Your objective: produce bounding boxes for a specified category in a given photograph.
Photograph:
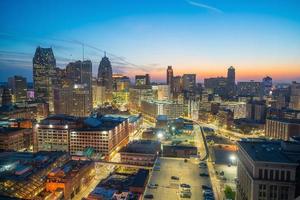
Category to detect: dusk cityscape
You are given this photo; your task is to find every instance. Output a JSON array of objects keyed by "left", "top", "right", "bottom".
[{"left": 0, "top": 1, "right": 300, "bottom": 200}]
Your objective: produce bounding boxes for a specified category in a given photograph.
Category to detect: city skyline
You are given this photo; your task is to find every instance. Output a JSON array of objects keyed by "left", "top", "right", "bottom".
[{"left": 1, "top": 0, "right": 300, "bottom": 83}]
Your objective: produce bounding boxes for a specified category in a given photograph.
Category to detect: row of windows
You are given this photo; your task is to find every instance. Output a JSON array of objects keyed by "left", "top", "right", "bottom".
[
  {"left": 258, "top": 169, "right": 291, "bottom": 181},
  {"left": 258, "top": 184, "right": 289, "bottom": 200}
]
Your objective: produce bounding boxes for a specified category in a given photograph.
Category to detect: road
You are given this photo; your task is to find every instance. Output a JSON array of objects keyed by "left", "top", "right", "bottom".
[
  {"left": 143, "top": 157, "right": 211, "bottom": 200},
  {"left": 194, "top": 123, "right": 224, "bottom": 200},
  {"left": 73, "top": 164, "right": 114, "bottom": 200}
]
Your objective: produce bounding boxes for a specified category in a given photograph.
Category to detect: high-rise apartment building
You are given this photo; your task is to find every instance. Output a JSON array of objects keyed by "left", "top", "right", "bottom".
[
  {"left": 237, "top": 140, "right": 300, "bottom": 200},
  {"left": 289, "top": 81, "right": 300, "bottom": 110},
  {"left": 33, "top": 47, "right": 56, "bottom": 112},
  {"left": 8, "top": 75, "right": 27, "bottom": 102},
  {"left": 262, "top": 76, "right": 273, "bottom": 96},
  {"left": 98, "top": 53, "right": 113, "bottom": 91},
  {"left": 237, "top": 81, "right": 263, "bottom": 97}
]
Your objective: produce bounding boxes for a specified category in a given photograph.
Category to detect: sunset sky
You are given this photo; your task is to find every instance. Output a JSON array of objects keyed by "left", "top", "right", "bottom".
[{"left": 0, "top": 0, "right": 300, "bottom": 83}]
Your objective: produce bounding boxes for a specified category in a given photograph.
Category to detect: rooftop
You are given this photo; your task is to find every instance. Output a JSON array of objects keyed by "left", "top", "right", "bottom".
[
  {"left": 0, "top": 127, "right": 25, "bottom": 135},
  {"left": 48, "top": 160, "right": 93, "bottom": 180},
  {"left": 238, "top": 140, "right": 300, "bottom": 164},
  {"left": 120, "top": 140, "right": 161, "bottom": 154}
]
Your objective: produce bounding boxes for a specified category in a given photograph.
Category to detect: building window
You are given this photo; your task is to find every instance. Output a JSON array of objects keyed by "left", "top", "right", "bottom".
[
  {"left": 286, "top": 171, "right": 290, "bottom": 181},
  {"left": 275, "top": 170, "right": 279, "bottom": 180},
  {"left": 259, "top": 169, "right": 263, "bottom": 179},
  {"left": 264, "top": 169, "right": 268, "bottom": 180},
  {"left": 270, "top": 170, "right": 274, "bottom": 180},
  {"left": 280, "top": 171, "right": 285, "bottom": 181}
]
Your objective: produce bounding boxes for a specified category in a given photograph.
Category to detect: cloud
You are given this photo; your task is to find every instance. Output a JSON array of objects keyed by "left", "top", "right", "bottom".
[{"left": 185, "top": 0, "right": 223, "bottom": 13}]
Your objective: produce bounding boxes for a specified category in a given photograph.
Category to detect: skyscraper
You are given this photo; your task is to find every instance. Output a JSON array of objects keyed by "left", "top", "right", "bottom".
[
  {"left": 33, "top": 47, "right": 56, "bottom": 112},
  {"left": 8, "top": 75, "right": 27, "bottom": 102},
  {"left": 98, "top": 53, "right": 112, "bottom": 91},
  {"left": 166, "top": 66, "right": 173, "bottom": 92},
  {"left": 227, "top": 66, "right": 236, "bottom": 97},
  {"left": 54, "top": 60, "right": 93, "bottom": 117},
  {"left": 182, "top": 74, "right": 196, "bottom": 92}
]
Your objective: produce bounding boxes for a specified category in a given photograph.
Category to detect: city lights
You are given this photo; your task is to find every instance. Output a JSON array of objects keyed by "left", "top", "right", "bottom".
[{"left": 0, "top": 1, "right": 299, "bottom": 200}]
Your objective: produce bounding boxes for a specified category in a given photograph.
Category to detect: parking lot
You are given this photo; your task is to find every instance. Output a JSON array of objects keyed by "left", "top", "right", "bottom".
[{"left": 143, "top": 157, "right": 212, "bottom": 200}]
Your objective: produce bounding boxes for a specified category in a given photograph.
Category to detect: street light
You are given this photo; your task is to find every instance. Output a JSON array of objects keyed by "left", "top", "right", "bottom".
[
  {"left": 230, "top": 155, "right": 236, "bottom": 163},
  {"left": 157, "top": 132, "right": 164, "bottom": 139}
]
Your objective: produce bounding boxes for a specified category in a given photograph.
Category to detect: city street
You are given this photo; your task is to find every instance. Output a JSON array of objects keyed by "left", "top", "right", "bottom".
[{"left": 143, "top": 157, "right": 212, "bottom": 200}]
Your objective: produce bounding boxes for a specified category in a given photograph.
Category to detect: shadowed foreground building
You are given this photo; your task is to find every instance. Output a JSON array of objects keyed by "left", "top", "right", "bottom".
[
  {"left": 236, "top": 140, "right": 300, "bottom": 200},
  {"left": 46, "top": 160, "right": 94, "bottom": 200},
  {"left": 0, "top": 151, "right": 69, "bottom": 199}
]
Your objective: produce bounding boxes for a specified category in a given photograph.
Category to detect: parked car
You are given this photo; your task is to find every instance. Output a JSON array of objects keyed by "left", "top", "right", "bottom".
[
  {"left": 144, "top": 194, "right": 154, "bottom": 199},
  {"left": 147, "top": 183, "right": 158, "bottom": 189},
  {"left": 199, "top": 173, "right": 209, "bottom": 177},
  {"left": 202, "top": 185, "right": 212, "bottom": 190},
  {"left": 180, "top": 183, "right": 191, "bottom": 188}
]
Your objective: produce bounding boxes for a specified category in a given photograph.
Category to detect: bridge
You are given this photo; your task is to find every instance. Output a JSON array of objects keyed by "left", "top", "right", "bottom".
[{"left": 94, "top": 160, "right": 153, "bottom": 170}]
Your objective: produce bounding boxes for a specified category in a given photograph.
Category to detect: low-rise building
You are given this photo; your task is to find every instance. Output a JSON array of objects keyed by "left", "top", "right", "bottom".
[
  {"left": 0, "top": 127, "right": 32, "bottom": 151},
  {"left": 0, "top": 151, "right": 69, "bottom": 199},
  {"left": 46, "top": 160, "right": 94, "bottom": 199},
  {"left": 120, "top": 140, "right": 161, "bottom": 166},
  {"left": 163, "top": 145, "right": 197, "bottom": 158}
]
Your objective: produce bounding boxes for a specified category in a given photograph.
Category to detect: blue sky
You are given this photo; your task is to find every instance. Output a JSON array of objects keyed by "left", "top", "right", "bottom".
[{"left": 0, "top": 0, "right": 300, "bottom": 82}]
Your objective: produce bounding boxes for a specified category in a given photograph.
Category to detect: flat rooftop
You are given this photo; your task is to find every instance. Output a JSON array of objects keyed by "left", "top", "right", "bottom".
[
  {"left": 48, "top": 160, "right": 92, "bottom": 180},
  {"left": 0, "top": 151, "right": 67, "bottom": 181},
  {"left": 0, "top": 127, "right": 24, "bottom": 135},
  {"left": 120, "top": 140, "right": 161, "bottom": 154},
  {"left": 238, "top": 140, "right": 300, "bottom": 164}
]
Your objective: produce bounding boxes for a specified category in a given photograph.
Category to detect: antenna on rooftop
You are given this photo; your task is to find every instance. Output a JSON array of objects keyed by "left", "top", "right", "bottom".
[{"left": 82, "top": 43, "right": 85, "bottom": 61}]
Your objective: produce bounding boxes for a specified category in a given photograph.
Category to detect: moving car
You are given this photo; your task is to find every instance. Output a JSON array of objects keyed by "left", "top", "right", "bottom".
[{"left": 171, "top": 176, "right": 180, "bottom": 180}]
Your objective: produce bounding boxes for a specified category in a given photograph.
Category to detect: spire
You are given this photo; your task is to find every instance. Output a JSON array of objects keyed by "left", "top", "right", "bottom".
[{"left": 104, "top": 51, "right": 106, "bottom": 57}]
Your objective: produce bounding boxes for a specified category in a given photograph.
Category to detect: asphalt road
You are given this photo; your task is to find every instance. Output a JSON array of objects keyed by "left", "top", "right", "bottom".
[{"left": 143, "top": 157, "right": 212, "bottom": 200}]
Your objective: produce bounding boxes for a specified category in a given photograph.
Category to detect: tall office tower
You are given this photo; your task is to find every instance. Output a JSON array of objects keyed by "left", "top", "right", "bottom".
[
  {"left": 227, "top": 66, "right": 236, "bottom": 98},
  {"left": 289, "top": 81, "right": 300, "bottom": 110},
  {"left": 98, "top": 53, "right": 113, "bottom": 91},
  {"left": 166, "top": 66, "right": 173, "bottom": 92},
  {"left": 7, "top": 75, "right": 27, "bottom": 102},
  {"left": 1, "top": 87, "right": 12, "bottom": 106},
  {"left": 262, "top": 76, "right": 273, "bottom": 96},
  {"left": 182, "top": 74, "right": 196, "bottom": 92},
  {"left": 237, "top": 140, "right": 300, "bottom": 200},
  {"left": 135, "top": 74, "right": 151, "bottom": 86},
  {"left": 173, "top": 76, "right": 182, "bottom": 96},
  {"left": 204, "top": 77, "right": 227, "bottom": 98},
  {"left": 33, "top": 47, "right": 56, "bottom": 112}
]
